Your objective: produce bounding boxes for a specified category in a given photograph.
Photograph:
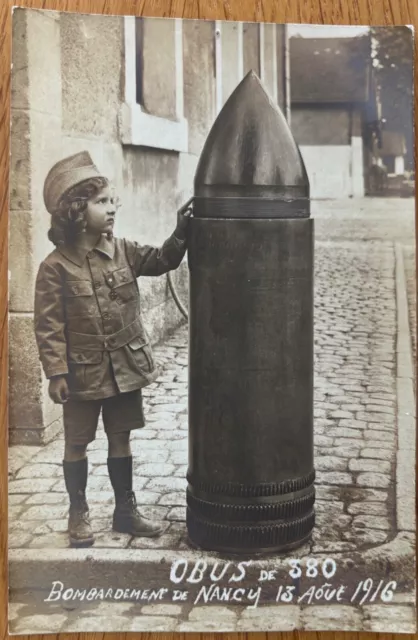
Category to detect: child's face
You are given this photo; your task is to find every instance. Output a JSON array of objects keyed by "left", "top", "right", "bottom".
[{"left": 84, "top": 186, "right": 116, "bottom": 234}]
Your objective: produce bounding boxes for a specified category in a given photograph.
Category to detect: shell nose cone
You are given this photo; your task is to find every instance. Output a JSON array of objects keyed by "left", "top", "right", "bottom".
[{"left": 194, "top": 70, "right": 309, "bottom": 193}]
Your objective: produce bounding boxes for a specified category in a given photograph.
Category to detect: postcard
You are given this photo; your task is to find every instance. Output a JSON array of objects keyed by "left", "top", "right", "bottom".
[{"left": 8, "top": 8, "right": 416, "bottom": 633}]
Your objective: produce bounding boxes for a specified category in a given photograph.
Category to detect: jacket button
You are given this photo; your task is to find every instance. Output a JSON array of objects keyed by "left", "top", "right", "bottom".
[
  {"left": 103, "top": 313, "right": 110, "bottom": 320},
  {"left": 94, "top": 281, "right": 101, "bottom": 289},
  {"left": 109, "top": 291, "right": 117, "bottom": 300}
]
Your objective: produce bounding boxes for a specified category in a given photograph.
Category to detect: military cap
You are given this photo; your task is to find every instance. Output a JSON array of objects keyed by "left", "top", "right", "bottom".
[{"left": 43, "top": 151, "right": 106, "bottom": 214}]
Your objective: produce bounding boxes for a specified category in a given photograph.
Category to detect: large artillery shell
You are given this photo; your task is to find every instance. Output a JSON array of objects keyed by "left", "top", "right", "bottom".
[{"left": 187, "top": 71, "right": 315, "bottom": 553}]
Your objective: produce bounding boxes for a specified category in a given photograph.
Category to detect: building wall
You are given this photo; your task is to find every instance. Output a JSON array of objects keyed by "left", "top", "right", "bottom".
[
  {"left": 298, "top": 145, "right": 354, "bottom": 199},
  {"left": 243, "top": 23, "right": 260, "bottom": 77},
  {"left": 261, "top": 24, "right": 276, "bottom": 100},
  {"left": 394, "top": 156, "right": 405, "bottom": 175},
  {"left": 183, "top": 20, "right": 216, "bottom": 156},
  {"left": 382, "top": 155, "right": 406, "bottom": 176},
  {"left": 9, "top": 10, "right": 288, "bottom": 443},
  {"left": 291, "top": 105, "right": 365, "bottom": 198},
  {"left": 276, "top": 25, "right": 287, "bottom": 116},
  {"left": 291, "top": 107, "right": 351, "bottom": 145},
  {"left": 220, "top": 21, "right": 241, "bottom": 105},
  {"left": 10, "top": 9, "right": 64, "bottom": 445}
]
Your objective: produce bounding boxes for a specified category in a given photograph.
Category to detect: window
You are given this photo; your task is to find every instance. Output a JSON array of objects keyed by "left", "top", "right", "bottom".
[
  {"left": 135, "top": 18, "right": 177, "bottom": 120},
  {"left": 119, "top": 16, "right": 188, "bottom": 152}
]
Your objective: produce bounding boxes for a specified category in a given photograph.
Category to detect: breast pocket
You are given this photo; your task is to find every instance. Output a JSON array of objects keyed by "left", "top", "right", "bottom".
[
  {"left": 65, "top": 280, "right": 95, "bottom": 317},
  {"left": 105, "top": 267, "right": 137, "bottom": 303}
]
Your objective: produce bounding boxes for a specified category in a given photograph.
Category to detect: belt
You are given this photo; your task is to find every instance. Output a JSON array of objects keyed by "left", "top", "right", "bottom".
[{"left": 67, "top": 318, "right": 146, "bottom": 352}]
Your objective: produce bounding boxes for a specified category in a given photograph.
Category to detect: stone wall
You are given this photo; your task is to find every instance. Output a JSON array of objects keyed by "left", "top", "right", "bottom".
[
  {"left": 9, "top": 9, "right": 288, "bottom": 444},
  {"left": 10, "top": 9, "right": 64, "bottom": 445}
]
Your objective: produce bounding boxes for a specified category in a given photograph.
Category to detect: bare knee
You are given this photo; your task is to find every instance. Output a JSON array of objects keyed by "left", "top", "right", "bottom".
[
  {"left": 64, "top": 443, "right": 88, "bottom": 461},
  {"left": 108, "top": 432, "right": 131, "bottom": 458}
]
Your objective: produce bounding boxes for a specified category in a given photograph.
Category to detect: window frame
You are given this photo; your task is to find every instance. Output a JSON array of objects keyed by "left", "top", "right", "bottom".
[{"left": 119, "top": 16, "right": 188, "bottom": 152}]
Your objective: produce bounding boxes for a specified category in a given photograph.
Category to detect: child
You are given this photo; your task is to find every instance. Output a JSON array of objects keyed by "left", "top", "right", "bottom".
[{"left": 34, "top": 151, "right": 192, "bottom": 547}]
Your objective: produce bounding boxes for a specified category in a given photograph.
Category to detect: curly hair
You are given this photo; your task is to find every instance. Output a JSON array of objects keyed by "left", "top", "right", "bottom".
[{"left": 48, "top": 177, "right": 110, "bottom": 247}]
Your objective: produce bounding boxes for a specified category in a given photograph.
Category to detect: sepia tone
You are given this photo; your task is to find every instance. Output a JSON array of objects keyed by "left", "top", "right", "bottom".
[{"left": 0, "top": 1, "right": 417, "bottom": 640}]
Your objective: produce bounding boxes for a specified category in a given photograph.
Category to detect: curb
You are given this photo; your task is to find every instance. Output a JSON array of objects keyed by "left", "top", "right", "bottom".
[
  {"left": 9, "top": 532, "right": 416, "bottom": 596},
  {"left": 394, "top": 243, "right": 416, "bottom": 533}
]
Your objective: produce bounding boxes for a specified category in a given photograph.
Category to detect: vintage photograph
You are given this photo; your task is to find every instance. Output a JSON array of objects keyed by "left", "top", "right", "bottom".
[{"left": 8, "top": 8, "right": 416, "bottom": 634}]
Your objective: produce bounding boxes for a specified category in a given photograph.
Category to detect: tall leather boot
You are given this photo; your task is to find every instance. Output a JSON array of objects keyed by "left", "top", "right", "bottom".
[
  {"left": 63, "top": 458, "right": 94, "bottom": 547},
  {"left": 107, "top": 455, "right": 164, "bottom": 537}
]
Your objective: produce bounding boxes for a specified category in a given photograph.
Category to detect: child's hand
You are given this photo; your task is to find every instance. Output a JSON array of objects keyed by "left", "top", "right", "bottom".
[
  {"left": 49, "top": 375, "right": 70, "bottom": 404},
  {"left": 176, "top": 197, "right": 194, "bottom": 239}
]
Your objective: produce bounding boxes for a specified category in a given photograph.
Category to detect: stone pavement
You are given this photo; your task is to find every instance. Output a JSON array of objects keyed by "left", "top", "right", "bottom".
[
  {"left": 404, "top": 244, "right": 416, "bottom": 370},
  {"left": 8, "top": 198, "right": 416, "bottom": 634},
  {"left": 8, "top": 600, "right": 417, "bottom": 634}
]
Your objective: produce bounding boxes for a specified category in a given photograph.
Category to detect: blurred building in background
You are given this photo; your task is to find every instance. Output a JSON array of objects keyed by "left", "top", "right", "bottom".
[
  {"left": 289, "top": 35, "right": 382, "bottom": 199},
  {"left": 379, "top": 131, "right": 407, "bottom": 176}
]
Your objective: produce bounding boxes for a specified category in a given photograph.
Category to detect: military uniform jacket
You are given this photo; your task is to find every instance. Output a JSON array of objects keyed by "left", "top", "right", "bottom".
[{"left": 34, "top": 232, "right": 187, "bottom": 400}]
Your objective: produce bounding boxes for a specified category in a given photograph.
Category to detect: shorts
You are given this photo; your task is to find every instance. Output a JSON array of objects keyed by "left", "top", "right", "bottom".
[{"left": 63, "top": 390, "right": 145, "bottom": 445}]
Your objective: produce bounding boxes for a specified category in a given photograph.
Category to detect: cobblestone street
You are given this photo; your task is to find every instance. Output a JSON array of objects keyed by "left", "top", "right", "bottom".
[{"left": 8, "top": 198, "right": 416, "bottom": 633}]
